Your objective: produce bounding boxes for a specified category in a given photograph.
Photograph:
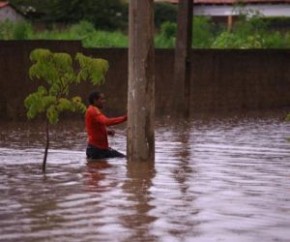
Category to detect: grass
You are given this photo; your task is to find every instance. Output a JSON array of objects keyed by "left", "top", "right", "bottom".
[{"left": 1, "top": 19, "right": 290, "bottom": 49}]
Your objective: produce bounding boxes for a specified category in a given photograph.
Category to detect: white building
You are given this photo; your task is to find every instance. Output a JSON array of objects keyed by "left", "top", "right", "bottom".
[
  {"left": 158, "top": 0, "right": 290, "bottom": 29},
  {"left": 0, "top": 1, "right": 25, "bottom": 22}
]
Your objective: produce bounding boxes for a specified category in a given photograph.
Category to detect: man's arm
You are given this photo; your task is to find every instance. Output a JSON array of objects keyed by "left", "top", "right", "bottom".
[{"left": 95, "top": 113, "right": 127, "bottom": 126}]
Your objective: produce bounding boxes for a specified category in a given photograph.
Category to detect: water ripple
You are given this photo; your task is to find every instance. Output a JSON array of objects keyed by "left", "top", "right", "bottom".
[{"left": 1, "top": 114, "right": 290, "bottom": 242}]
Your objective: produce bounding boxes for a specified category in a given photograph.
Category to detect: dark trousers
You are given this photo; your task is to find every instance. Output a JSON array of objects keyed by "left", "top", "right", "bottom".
[{"left": 86, "top": 145, "right": 126, "bottom": 160}]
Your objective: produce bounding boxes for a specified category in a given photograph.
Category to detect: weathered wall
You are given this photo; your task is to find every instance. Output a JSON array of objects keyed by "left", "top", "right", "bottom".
[
  {"left": 190, "top": 49, "right": 290, "bottom": 113},
  {"left": 1, "top": 40, "right": 290, "bottom": 120}
]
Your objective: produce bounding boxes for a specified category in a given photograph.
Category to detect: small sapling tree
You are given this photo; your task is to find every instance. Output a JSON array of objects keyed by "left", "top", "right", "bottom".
[{"left": 24, "top": 48, "right": 108, "bottom": 173}]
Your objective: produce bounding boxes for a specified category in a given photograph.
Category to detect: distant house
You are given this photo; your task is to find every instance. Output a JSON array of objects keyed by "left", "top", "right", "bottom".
[
  {"left": 0, "top": 1, "right": 25, "bottom": 22},
  {"left": 158, "top": 0, "right": 290, "bottom": 29}
]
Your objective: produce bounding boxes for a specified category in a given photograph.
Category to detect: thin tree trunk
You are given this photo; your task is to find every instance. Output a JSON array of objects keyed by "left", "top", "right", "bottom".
[
  {"left": 42, "top": 120, "right": 49, "bottom": 173},
  {"left": 127, "top": 0, "right": 155, "bottom": 162},
  {"left": 174, "top": 0, "right": 193, "bottom": 118}
]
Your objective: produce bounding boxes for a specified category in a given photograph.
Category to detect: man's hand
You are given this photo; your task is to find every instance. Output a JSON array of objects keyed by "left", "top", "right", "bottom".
[{"left": 108, "top": 130, "right": 115, "bottom": 136}]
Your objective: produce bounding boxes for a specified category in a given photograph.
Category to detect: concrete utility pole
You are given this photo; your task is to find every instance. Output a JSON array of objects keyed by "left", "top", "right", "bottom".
[
  {"left": 174, "top": 0, "right": 193, "bottom": 118},
  {"left": 127, "top": 0, "right": 155, "bottom": 162}
]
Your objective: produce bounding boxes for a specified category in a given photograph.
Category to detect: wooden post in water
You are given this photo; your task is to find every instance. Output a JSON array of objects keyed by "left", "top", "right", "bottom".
[
  {"left": 174, "top": 0, "right": 193, "bottom": 118},
  {"left": 127, "top": 0, "right": 155, "bottom": 162}
]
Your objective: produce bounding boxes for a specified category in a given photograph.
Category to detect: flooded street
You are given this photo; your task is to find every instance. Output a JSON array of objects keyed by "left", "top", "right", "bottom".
[{"left": 0, "top": 111, "right": 290, "bottom": 242}]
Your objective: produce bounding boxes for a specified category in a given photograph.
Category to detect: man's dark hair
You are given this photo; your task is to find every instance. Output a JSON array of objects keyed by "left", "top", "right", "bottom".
[{"left": 88, "top": 91, "right": 101, "bottom": 105}]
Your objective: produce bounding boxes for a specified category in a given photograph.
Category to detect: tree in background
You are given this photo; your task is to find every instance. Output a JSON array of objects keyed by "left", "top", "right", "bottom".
[
  {"left": 24, "top": 49, "right": 109, "bottom": 172},
  {"left": 154, "top": 2, "right": 177, "bottom": 29},
  {"left": 8, "top": 0, "right": 290, "bottom": 48},
  {"left": 155, "top": 17, "right": 216, "bottom": 48},
  {"left": 192, "top": 17, "right": 216, "bottom": 48},
  {"left": 10, "top": 0, "right": 179, "bottom": 31},
  {"left": 10, "top": 0, "right": 128, "bottom": 30}
]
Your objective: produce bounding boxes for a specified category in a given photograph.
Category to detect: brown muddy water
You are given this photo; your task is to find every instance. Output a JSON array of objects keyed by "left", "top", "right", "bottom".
[{"left": 0, "top": 111, "right": 290, "bottom": 242}]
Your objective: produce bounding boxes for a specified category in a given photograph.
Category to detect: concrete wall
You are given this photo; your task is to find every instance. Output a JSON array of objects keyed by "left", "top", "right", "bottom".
[
  {"left": 1, "top": 40, "right": 290, "bottom": 120},
  {"left": 190, "top": 49, "right": 290, "bottom": 113}
]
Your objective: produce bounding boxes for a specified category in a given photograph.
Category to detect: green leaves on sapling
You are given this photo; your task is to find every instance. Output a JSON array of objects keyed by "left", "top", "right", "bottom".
[
  {"left": 76, "top": 52, "right": 109, "bottom": 85},
  {"left": 25, "top": 48, "right": 109, "bottom": 125}
]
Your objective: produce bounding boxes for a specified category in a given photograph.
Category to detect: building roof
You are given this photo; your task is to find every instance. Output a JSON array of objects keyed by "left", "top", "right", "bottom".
[
  {"left": 0, "top": 1, "right": 26, "bottom": 19},
  {"left": 161, "top": 0, "right": 290, "bottom": 4},
  {"left": 156, "top": 0, "right": 290, "bottom": 17},
  {"left": 0, "top": 1, "right": 9, "bottom": 8}
]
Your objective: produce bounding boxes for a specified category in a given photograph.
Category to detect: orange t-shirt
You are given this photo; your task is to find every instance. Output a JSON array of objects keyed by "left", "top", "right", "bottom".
[{"left": 85, "top": 105, "right": 127, "bottom": 149}]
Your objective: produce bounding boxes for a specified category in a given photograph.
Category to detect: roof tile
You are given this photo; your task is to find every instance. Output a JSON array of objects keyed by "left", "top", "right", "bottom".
[
  {"left": 163, "top": 0, "right": 290, "bottom": 4},
  {"left": 0, "top": 1, "right": 9, "bottom": 8}
]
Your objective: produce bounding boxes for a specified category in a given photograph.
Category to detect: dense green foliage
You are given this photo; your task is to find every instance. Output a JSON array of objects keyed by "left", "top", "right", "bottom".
[
  {"left": 34, "top": 21, "right": 129, "bottom": 48},
  {"left": 2, "top": 17, "right": 290, "bottom": 48},
  {"left": 0, "top": 20, "right": 32, "bottom": 40},
  {"left": 154, "top": 2, "right": 177, "bottom": 29},
  {"left": 10, "top": 0, "right": 128, "bottom": 30},
  {"left": 211, "top": 15, "right": 290, "bottom": 48},
  {"left": 6, "top": 0, "right": 290, "bottom": 48},
  {"left": 10, "top": 0, "right": 176, "bottom": 31},
  {"left": 157, "top": 16, "right": 290, "bottom": 48}
]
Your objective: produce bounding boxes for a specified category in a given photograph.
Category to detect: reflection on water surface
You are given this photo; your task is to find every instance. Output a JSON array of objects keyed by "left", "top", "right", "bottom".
[{"left": 0, "top": 112, "right": 290, "bottom": 242}]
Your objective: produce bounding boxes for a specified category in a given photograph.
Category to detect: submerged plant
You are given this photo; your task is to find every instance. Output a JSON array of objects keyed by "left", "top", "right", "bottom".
[{"left": 24, "top": 49, "right": 109, "bottom": 172}]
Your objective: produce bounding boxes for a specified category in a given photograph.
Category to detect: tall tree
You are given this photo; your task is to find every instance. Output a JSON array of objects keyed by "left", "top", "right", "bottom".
[{"left": 127, "top": 0, "right": 155, "bottom": 162}]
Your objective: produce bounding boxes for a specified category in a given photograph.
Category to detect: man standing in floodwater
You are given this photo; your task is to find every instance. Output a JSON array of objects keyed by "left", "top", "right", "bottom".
[{"left": 85, "top": 91, "right": 127, "bottom": 160}]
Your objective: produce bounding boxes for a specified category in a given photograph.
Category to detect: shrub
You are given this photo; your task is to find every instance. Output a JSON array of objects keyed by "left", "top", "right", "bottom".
[
  {"left": 0, "top": 20, "right": 14, "bottom": 40},
  {"left": 154, "top": 2, "right": 177, "bottom": 29},
  {"left": 155, "top": 21, "right": 176, "bottom": 48},
  {"left": 192, "top": 17, "right": 216, "bottom": 48},
  {"left": 13, "top": 21, "right": 33, "bottom": 40}
]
